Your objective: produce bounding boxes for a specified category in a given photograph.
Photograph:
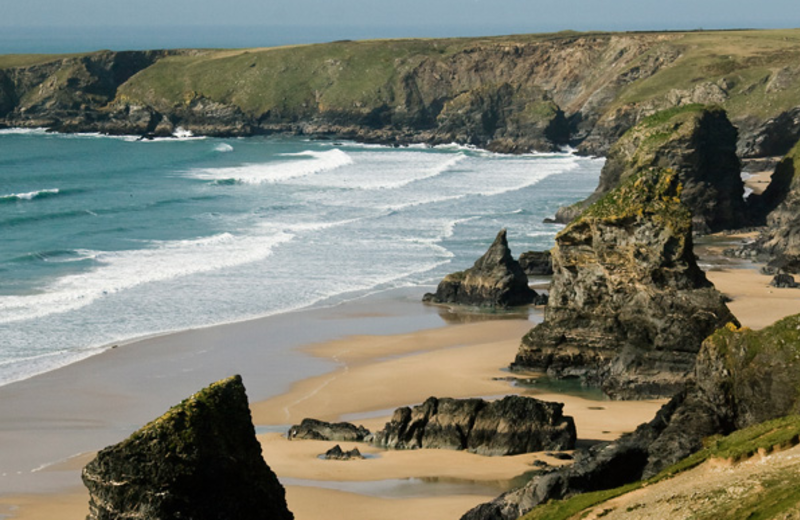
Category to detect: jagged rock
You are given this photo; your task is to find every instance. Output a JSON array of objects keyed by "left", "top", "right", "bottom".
[
  {"left": 556, "top": 106, "right": 746, "bottom": 235},
  {"left": 532, "top": 292, "right": 549, "bottom": 306},
  {"left": 423, "top": 229, "right": 537, "bottom": 308},
  {"left": 518, "top": 251, "right": 553, "bottom": 276},
  {"left": 82, "top": 375, "right": 293, "bottom": 520},
  {"left": 321, "top": 445, "right": 364, "bottom": 460},
  {"left": 743, "top": 142, "right": 800, "bottom": 273},
  {"left": 372, "top": 396, "right": 576, "bottom": 456},
  {"left": 515, "top": 167, "right": 738, "bottom": 399},
  {"left": 463, "top": 315, "right": 800, "bottom": 520},
  {"left": 771, "top": 273, "right": 799, "bottom": 288},
  {"left": 287, "top": 418, "right": 370, "bottom": 442}
]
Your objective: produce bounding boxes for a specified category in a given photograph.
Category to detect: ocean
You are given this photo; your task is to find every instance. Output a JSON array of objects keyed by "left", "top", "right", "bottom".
[{"left": 0, "top": 129, "right": 602, "bottom": 386}]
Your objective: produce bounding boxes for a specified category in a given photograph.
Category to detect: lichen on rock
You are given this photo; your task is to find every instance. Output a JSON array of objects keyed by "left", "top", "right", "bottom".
[
  {"left": 82, "top": 375, "right": 293, "bottom": 520},
  {"left": 515, "top": 167, "right": 737, "bottom": 399}
]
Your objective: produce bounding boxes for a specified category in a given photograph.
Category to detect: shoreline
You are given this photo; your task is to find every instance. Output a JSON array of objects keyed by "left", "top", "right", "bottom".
[{"left": 3, "top": 234, "right": 800, "bottom": 519}]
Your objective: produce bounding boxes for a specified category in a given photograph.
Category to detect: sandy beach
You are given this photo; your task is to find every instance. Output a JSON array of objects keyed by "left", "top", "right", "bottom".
[{"left": 2, "top": 234, "right": 800, "bottom": 520}]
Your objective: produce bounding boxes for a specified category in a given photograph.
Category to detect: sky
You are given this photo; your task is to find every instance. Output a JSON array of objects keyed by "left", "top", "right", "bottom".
[{"left": 0, "top": 0, "right": 798, "bottom": 53}]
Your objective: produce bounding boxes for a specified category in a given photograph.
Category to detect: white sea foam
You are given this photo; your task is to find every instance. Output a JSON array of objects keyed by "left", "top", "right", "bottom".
[
  {"left": 0, "top": 230, "right": 295, "bottom": 324},
  {"left": 187, "top": 149, "right": 353, "bottom": 184},
  {"left": 0, "top": 188, "right": 60, "bottom": 202},
  {"left": 214, "top": 143, "right": 234, "bottom": 153},
  {"left": 0, "top": 128, "right": 49, "bottom": 135}
]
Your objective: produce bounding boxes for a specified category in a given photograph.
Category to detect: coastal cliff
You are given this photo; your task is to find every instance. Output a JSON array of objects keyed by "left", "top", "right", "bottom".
[
  {"left": 514, "top": 166, "right": 736, "bottom": 399},
  {"left": 2, "top": 29, "right": 800, "bottom": 155},
  {"left": 554, "top": 105, "right": 746, "bottom": 233}
]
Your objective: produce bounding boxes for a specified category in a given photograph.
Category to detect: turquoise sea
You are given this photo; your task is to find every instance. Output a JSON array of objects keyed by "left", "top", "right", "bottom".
[{"left": 0, "top": 129, "right": 602, "bottom": 386}]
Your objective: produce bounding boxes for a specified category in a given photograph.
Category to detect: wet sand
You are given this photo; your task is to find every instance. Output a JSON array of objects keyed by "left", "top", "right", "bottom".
[{"left": 4, "top": 237, "right": 800, "bottom": 520}]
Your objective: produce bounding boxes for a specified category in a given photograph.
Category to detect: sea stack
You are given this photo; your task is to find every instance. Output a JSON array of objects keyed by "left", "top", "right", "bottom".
[
  {"left": 555, "top": 105, "right": 746, "bottom": 234},
  {"left": 515, "top": 166, "right": 737, "bottom": 399},
  {"left": 423, "top": 229, "right": 537, "bottom": 307},
  {"left": 82, "top": 375, "right": 293, "bottom": 520}
]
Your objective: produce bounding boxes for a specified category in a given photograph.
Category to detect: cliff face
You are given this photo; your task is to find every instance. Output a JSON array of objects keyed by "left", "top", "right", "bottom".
[
  {"left": 555, "top": 105, "right": 746, "bottom": 233},
  {"left": 82, "top": 375, "right": 293, "bottom": 520},
  {"left": 744, "top": 142, "right": 800, "bottom": 272},
  {"left": 515, "top": 167, "right": 737, "bottom": 398},
  {"left": 465, "top": 315, "right": 800, "bottom": 520},
  {"left": 2, "top": 30, "right": 800, "bottom": 155}
]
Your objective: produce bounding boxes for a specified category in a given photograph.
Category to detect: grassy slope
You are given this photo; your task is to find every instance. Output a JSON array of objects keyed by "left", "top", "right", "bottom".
[
  {"left": 522, "top": 414, "right": 800, "bottom": 520},
  {"left": 2, "top": 29, "right": 800, "bottom": 125}
]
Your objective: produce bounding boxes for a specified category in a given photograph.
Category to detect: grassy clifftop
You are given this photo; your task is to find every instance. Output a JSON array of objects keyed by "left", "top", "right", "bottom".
[{"left": 2, "top": 29, "right": 800, "bottom": 155}]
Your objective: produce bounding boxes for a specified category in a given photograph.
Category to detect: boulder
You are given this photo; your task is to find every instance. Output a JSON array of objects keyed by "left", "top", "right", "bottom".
[
  {"left": 515, "top": 168, "right": 737, "bottom": 399},
  {"left": 372, "top": 396, "right": 576, "bottom": 456},
  {"left": 555, "top": 106, "right": 746, "bottom": 235},
  {"left": 423, "top": 229, "right": 537, "bottom": 307},
  {"left": 321, "top": 445, "right": 364, "bottom": 461},
  {"left": 771, "top": 273, "right": 799, "bottom": 288},
  {"left": 463, "top": 315, "right": 800, "bottom": 520},
  {"left": 518, "top": 250, "right": 553, "bottom": 276},
  {"left": 82, "top": 375, "right": 293, "bottom": 520},
  {"left": 287, "top": 418, "right": 370, "bottom": 442}
]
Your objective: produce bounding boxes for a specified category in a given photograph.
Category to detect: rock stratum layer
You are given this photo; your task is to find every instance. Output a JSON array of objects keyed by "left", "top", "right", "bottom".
[
  {"left": 423, "top": 229, "right": 536, "bottom": 307},
  {"left": 372, "top": 396, "right": 576, "bottom": 456},
  {"left": 465, "top": 315, "right": 800, "bottom": 520},
  {"left": 515, "top": 167, "right": 737, "bottom": 399},
  {"left": 82, "top": 375, "right": 293, "bottom": 520},
  {"left": 554, "top": 105, "right": 746, "bottom": 234},
  {"left": 2, "top": 29, "right": 800, "bottom": 155}
]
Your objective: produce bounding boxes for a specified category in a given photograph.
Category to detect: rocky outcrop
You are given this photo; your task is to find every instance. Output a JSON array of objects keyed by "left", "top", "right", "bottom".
[
  {"left": 518, "top": 250, "right": 553, "bottom": 276},
  {"left": 288, "top": 418, "right": 370, "bottom": 442},
  {"left": 555, "top": 106, "right": 746, "bottom": 234},
  {"left": 82, "top": 375, "right": 293, "bottom": 520},
  {"left": 321, "top": 445, "right": 365, "bottom": 460},
  {"left": 423, "top": 229, "right": 537, "bottom": 307},
  {"left": 771, "top": 273, "right": 799, "bottom": 288},
  {"left": 741, "top": 142, "right": 800, "bottom": 273},
  {"left": 372, "top": 396, "right": 576, "bottom": 456},
  {"left": 464, "top": 315, "right": 800, "bottom": 520},
  {"left": 515, "top": 167, "right": 737, "bottom": 399}
]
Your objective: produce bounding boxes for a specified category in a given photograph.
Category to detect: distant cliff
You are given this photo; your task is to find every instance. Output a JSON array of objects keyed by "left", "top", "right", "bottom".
[{"left": 2, "top": 29, "right": 800, "bottom": 156}]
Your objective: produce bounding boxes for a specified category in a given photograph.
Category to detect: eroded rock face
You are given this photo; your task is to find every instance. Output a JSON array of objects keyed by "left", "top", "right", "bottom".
[
  {"left": 372, "top": 396, "right": 576, "bottom": 456},
  {"left": 556, "top": 106, "right": 746, "bottom": 235},
  {"left": 744, "top": 142, "right": 800, "bottom": 273},
  {"left": 423, "top": 229, "right": 536, "bottom": 307},
  {"left": 82, "top": 375, "right": 293, "bottom": 520},
  {"left": 287, "top": 418, "right": 370, "bottom": 442},
  {"left": 516, "top": 168, "right": 737, "bottom": 399},
  {"left": 518, "top": 250, "right": 553, "bottom": 276}
]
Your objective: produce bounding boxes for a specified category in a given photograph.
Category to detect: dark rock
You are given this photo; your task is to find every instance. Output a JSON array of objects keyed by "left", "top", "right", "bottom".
[
  {"left": 372, "top": 396, "right": 576, "bottom": 456},
  {"left": 518, "top": 251, "right": 553, "bottom": 276},
  {"left": 742, "top": 142, "right": 800, "bottom": 273},
  {"left": 531, "top": 292, "right": 549, "bottom": 306},
  {"left": 423, "top": 229, "right": 537, "bottom": 308},
  {"left": 82, "top": 375, "right": 293, "bottom": 520},
  {"left": 546, "top": 452, "right": 574, "bottom": 461},
  {"left": 556, "top": 106, "right": 747, "bottom": 235},
  {"left": 464, "top": 314, "right": 800, "bottom": 520},
  {"left": 321, "top": 445, "right": 364, "bottom": 460},
  {"left": 288, "top": 418, "right": 370, "bottom": 442},
  {"left": 515, "top": 167, "right": 737, "bottom": 399},
  {"left": 770, "top": 273, "right": 799, "bottom": 288}
]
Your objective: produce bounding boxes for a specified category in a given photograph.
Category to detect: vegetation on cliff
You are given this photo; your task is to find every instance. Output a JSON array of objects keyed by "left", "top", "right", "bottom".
[
  {"left": 2, "top": 29, "right": 800, "bottom": 155},
  {"left": 555, "top": 105, "right": 746, "bottom": 233}
]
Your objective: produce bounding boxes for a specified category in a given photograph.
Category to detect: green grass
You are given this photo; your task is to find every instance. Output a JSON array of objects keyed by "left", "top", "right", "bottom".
[
  {"left": 521, "top": 414, "right": 800, "bottom": 520},
  {"left": 0, "top": 53, "right": 87, "bottom": 69}
]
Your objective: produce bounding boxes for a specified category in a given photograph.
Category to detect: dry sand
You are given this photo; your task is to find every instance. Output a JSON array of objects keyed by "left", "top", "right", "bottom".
[{"left": 5, "top": 237, "right": 800, "bottom": 520}]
